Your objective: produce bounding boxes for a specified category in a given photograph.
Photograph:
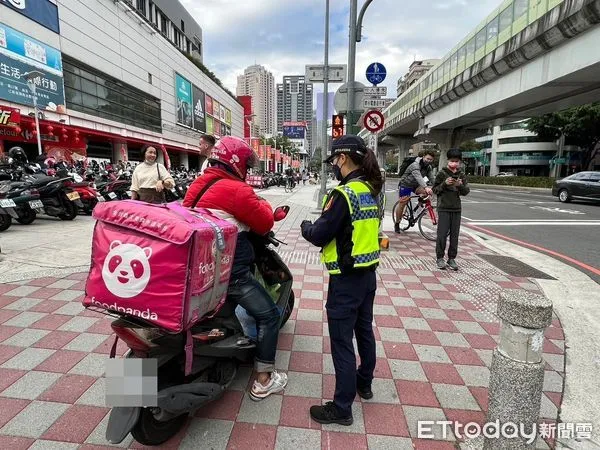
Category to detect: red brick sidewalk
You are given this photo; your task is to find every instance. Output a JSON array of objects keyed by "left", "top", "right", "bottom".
[{"left": 0, "top": 205, "right": 565, "bottom": 449}]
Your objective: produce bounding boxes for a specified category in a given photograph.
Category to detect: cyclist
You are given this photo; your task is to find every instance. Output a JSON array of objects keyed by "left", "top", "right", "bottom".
[
  {"left": 394, "top": 149, "right": 435, "bottom": 233},
  {"left": 284, "top": 167, "right": 295, "bottom": 189}
]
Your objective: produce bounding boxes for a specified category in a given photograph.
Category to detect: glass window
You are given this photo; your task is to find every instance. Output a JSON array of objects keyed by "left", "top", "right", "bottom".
[
  {"left": 466, "top": 38, "right": 475, "bottom": 57},
  {"left": 514, "top": 0, "right": 528, "bottom": 18},
  {"left": 487, "top": 16, "right": 499, "bottom": 41},
  {"left": 62, "top": 55, "right": 161, "bottom": 133},
  {"left": 499, "top": 6, "right": 513, "bottom": 31},
  {"left": 475, "top": 28, "right": 486, "bottom": 50},
  {"left": 588, "top": 173, "right": 600, "bottom": 182},
  {"left": 450, "top": 52, "right": 458, "bottom": 72},
  {"left": 457, "top": 45, "right": 466, "bottom": 63}
]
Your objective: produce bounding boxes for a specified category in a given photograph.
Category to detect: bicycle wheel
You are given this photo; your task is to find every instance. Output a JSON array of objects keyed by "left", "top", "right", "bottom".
[
  {"left": 418, "top": 207, "right": 438, "bottom": 241},
  {"left": 392, "top": 200, "right": 411, "bottom": 231}
]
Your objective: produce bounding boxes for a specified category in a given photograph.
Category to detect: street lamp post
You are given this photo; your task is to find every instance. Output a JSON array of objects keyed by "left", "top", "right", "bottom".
[
  {"left": 23, "top": 70, "right": 45, "bottom": 156},
  {"left": 319, "top": 0, "right": 331, "bottom": 207},
  {"left": 347, "top": 0, "right": 375, "bottom": 135}
]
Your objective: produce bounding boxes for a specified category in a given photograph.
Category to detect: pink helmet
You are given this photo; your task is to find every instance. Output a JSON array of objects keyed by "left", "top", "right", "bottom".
[{"left": 209, "top": 136, "right": 259, "bottom": 180}]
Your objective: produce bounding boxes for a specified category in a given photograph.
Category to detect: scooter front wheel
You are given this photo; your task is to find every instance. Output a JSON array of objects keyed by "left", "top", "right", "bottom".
[{"left": 131, "top": 408, "right": 188, "bottom": 446}]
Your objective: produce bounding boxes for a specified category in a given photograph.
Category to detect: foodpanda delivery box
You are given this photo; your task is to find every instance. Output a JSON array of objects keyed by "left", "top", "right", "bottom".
[{"left": 83, "top": 200, "right": 238, "bottom": 336}]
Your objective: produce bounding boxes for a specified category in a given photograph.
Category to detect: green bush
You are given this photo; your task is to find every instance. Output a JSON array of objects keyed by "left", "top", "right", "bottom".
[{"left": 466, "top": 176, "right": 555, "bottom": 188}]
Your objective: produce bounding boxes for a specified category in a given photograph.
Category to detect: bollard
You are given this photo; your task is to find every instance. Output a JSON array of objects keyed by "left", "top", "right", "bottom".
[{"left": 484, "top": 289, "right": 553, "bottom": 450}]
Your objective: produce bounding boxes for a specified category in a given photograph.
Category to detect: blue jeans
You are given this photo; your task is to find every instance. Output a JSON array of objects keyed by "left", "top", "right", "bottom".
[{"left": 228, "top": 271, "right": 280, "bottom": 372}]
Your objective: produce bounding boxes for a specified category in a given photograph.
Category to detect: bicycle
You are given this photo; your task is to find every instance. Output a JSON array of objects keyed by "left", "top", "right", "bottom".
[
  {"left": 392, "top": 194, "right": 439, "bottom": 241},
  {"left": 284, "top": 176, "right": 296, "bottom": 193}
]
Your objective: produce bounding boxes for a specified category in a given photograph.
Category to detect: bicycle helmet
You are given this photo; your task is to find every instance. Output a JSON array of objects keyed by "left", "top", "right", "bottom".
[
  {"left": 8, "top": 147, "right": 28, "bottom": 165},
  {"left": 208, "top": 136, "right": 259, "bottom": 180}
]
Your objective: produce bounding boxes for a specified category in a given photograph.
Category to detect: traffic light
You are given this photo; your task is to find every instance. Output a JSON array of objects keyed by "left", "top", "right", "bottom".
[{"left": 332, "top": 114, "right": 344, "bottom": 140}]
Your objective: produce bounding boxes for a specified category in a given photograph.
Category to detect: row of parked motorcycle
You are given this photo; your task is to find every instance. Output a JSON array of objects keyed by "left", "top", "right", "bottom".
[{"left": 0, "top": 147, "right": 199, "bottom": 232}]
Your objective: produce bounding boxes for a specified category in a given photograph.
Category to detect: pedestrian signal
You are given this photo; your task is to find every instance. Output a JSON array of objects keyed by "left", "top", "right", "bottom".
[{"left": 332, "top": 115, "right": 344, "bottom": 140}]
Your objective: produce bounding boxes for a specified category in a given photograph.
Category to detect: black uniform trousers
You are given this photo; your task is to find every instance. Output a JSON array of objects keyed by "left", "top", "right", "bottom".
[
  {"left": 326, "top": 269, "right": 377, "bottom": 418},
  {"left": 436, "top": 210, "right": 461, "bottom": 260}
]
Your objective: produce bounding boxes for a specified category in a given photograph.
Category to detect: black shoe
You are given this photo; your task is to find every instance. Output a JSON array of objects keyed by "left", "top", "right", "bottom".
[
  {"left": 447, "top": 259, "right": 459, "bottom": 271},
  {"left": 394, "top": 222, "right": 401, "bottom": 234},
  {"left": 357, "top": 385, "right": 373, "bottom": 400},
  {"left": 310, "top": 401, "right": 353, "bottom": 426}
]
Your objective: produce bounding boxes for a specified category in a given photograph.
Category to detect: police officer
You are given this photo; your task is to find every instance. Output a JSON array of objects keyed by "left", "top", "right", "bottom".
[{"left": 301, "top": 135, "right": 383, "bottom": 426}]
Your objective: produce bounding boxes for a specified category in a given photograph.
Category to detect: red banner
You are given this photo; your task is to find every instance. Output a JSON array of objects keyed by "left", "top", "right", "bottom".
[
  {"left": 275, "top": 149, "right": 281, "bottom": 162},
  {"left": 258, "top": 145, "right": 266, "bottom": 159},
  {"left": 266, "top": 145, "right": 271, "bottom": 159},
  {"left": 251, "top": 138, "right": 260, "bottom": 153},
  {"left": 205, "top": 96, "right": 213, "bottom": 116},
  {"left": 0, "top": 106, "right": 20, "bottom": 128}
]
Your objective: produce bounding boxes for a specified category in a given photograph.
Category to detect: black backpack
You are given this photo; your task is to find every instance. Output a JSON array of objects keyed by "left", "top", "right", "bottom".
[{"left": 398, "top": 156, "right": 417, "bottom": 178}]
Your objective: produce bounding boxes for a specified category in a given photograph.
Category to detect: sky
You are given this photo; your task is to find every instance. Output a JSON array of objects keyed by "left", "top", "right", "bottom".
[{"left": 181, "top": 0, "right": 501, "bottom": 103}]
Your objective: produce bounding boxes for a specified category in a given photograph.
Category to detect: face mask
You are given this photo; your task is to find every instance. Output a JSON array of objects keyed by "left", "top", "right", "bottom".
[
  {"left": 332, "top": 163, "right": 343, "bottom": 181},
  {"left": 448, "top": 161, "right": 460, "bottom": 171}
]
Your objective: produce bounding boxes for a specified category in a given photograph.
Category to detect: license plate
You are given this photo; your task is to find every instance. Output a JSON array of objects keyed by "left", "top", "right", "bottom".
[
  {"left": 171, "top": 189, "right": 176, "bottom": 193},
  {"left": 67, "top": 192, "right": 80, "bottom": 201},
  {"left": 108, "top": 192, "right": 117, "bottom": 200},
  {"left": 29, "top": 200, "right": 44, "bottom": 209},
  {"left": 0, "top": 199, "right": 16, "bottom": 208},
  {"left": 96, "top": 196, "right": 105, "bottom": 202},
  {"left": 126, "top": 191, "right": 132, "bottom": 198}
]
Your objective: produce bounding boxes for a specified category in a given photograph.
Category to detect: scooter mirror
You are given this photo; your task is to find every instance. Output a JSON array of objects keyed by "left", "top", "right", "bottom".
[{"left": 274, "top": 205, "right": 290, "bottom": 221}]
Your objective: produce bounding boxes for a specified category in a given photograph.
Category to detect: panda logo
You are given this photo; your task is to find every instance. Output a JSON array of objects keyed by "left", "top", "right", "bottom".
[{"left": 102, "top": 241, "right": 152, "bottom": 298}]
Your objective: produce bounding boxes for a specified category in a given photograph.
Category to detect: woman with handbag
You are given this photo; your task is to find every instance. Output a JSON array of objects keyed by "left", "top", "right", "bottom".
[{"left": 130, "top": 145, "right": 175, "bottom": 204}]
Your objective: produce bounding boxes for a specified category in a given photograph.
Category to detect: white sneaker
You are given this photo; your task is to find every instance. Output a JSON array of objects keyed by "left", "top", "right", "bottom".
[{"left": 249, "top": 370, "right": 288, "bottom": 401}]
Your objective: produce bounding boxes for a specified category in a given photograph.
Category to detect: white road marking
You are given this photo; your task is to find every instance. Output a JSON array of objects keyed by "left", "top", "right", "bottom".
[{"left": 530, "top": 206, "right": 586, "bottom": 215}]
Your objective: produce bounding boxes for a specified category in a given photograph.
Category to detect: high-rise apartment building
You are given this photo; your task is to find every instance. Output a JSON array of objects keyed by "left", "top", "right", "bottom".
[
  {"left": 397, "top": 59, "right": 440, "bottom": 96},
  {"left": 277, "top": 75, "right": 314, "bottom": 152},
  {"left": 236, "top": 65, "right": 276, "bottom": 136}
]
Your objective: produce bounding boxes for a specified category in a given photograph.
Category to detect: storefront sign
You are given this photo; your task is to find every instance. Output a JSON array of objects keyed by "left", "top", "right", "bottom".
[
  {"left": 191, "top": 84, "right": 206, "bottom": 133},
  {"left": 205, "top": 95, "right": 213, "bottom": 116},
  {"left": 212, "top": 99, "right": 220, "bottom": 119},
  {"left": 175, "top": 72, "right": 192, "bottom": 128},
  {"left": 219, "top": 104, "right": 226, "bottom": 122},
  {"left": 225, "top": 109, "right": 232, "bottom": 126},
  {"left": 1, "top": 0, "right": 60, "bottom": 34},
  {"left": 213, "top": 119, "right": 221, "bottom": 137},
  {"left": 0, "top": 105, "right": 20, "bottom": 127},
  {"left": 206, "top": 115, "right": 213, "bottom": 135},
  {"left": 220, "top": 121, "right": 226, "bottom": 137},
  {"left": 0, "top": 22, "right": 62, "bottom": 75},
  {"left": 0, "top": 55, "right": 65, "bottom": 109}
]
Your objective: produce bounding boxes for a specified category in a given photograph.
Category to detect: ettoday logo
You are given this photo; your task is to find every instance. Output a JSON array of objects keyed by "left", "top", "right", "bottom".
[{"left": 2, "top": 0, "right": 26, "bottom": 10}]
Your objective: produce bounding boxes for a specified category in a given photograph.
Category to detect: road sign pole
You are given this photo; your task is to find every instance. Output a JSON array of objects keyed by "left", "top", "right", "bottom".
[
  {"left": 319, "top": 0, "right": 330, "bottom": 207},
  {"left": 347, "top": 0, "right": 358, "bottom": 135}
]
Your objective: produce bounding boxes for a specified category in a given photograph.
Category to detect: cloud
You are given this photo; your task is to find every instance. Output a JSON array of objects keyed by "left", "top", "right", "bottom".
[{"left": 181, "top": 0, "right": 500, "bottom": 102}]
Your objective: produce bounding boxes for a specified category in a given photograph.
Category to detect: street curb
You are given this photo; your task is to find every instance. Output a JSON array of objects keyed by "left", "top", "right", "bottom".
[
  {"left": 468, "top": 183, "right": 552, "bottom": 192},
  {"left": 461, "top": 226, "right": 600, "bottom": 445}
]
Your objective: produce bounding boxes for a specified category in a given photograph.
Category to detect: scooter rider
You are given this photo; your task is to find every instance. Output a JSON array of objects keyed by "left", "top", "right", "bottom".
[
  {"left": 301, "top": 135, "right": 382, "bottom": 425},
  {"left": 182, "top": 136, "right": 288, "bottom": 400}
]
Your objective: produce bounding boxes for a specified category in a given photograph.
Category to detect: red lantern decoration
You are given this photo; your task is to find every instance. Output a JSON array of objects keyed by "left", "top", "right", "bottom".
[
  {"left": 47, "top": 125, "right": 54, "bottom": 133},
  {"left": 15, "top": 127, "right": 21, "bottom": 135},
  {"left": 62, "top": 134, "right": 68, "bottom": 141},
  {"left": 30, "top": 122, "right": 36, "bottom": 131},
  {"left": 74, "top": 137, "right": 80, "bottom": 144},
  {"left": 61, "top": 127, "right": 67, "bottom": 135},
  {"left": 74, "top": 130, "right": 80, "bottom": 137}
]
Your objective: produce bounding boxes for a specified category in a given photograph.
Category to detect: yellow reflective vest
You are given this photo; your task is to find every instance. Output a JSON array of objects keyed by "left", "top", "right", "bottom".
[{"left": 321, "top": 180, "right": 381, "bottom": 275}]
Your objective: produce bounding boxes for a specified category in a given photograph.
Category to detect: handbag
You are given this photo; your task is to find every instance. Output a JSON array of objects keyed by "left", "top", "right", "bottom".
[{"left": 156, "top": 163, "right": 167, "bottom": 203}]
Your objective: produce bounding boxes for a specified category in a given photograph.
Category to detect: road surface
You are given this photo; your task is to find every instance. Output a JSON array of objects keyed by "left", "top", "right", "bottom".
[{"left": 384, "top": 181, "right": 600, "bottom": 283}]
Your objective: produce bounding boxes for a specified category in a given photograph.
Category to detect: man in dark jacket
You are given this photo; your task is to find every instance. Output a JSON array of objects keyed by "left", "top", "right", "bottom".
[{"left": 432, "top": 148, "right": 470, "bottom": 270}]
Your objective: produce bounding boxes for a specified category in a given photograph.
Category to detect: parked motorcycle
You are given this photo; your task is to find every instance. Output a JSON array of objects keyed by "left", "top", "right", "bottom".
[
  {"left": 0, "top": 181, "right": 45, "bottom": 227},
  {"left": 102, "top": 206, "right": 294, "bottom": 446},
  {"left": 21, "top": 174, "right": 84, "bottom": 221}
]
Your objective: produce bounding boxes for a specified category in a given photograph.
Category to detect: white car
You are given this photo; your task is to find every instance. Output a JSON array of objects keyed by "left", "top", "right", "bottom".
[{"left": 496, "top": 172, "right": 516, "bottom": 177}]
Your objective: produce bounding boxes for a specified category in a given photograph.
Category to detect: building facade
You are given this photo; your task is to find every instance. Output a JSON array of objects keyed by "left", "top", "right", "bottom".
[
  {"left": 473, "top": 121, "right": 581, "bottom": 176},
  {"left": 236, "top": 65, "right": 276, "bottom": 137},
  {"left": 397, "top": 59, "right": 440, "bottom": 97},
  {"left": 0, "top": 0, "right": 242, "bottom": 169},
  {"left": 277, "top": 75, "right": 314, "bottom": 153}
]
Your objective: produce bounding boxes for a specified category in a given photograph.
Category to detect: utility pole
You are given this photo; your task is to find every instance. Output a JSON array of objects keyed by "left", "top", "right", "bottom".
[
  {"left": 346, "top": 0, "right": 375, "bottom": 135},
  {"left": 319, "top": 0, "right": 330, "bottom": 207},
  {"left": 346, "top": 0, "right": 358, "bottom": 135}
]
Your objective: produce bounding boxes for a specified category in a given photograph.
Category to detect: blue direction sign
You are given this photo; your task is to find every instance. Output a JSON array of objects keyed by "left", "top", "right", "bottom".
[{"left": 366, "top": 62, "right": 386, "bottom": 85}]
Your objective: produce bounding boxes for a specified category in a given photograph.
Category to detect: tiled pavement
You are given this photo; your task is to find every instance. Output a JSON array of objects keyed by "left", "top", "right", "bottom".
[{"left": 0, "top": 199, "right": 565, "bottom": 449}]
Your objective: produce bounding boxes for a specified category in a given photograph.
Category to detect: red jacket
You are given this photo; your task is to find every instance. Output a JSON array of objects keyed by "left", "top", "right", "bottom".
[{"left": 182, "top": 168, "right": 274, "bottom": 234}]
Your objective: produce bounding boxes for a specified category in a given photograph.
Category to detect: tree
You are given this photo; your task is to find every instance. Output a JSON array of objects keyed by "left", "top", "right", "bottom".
[
  {"left": 309, "top": 147, "right": 322, "bottom": 171},
  {"left": 385, "top": 150, "right": 398, "bottom": 173},
  {"left": 459, "top": 140, "right": 483, "bottom": 152},
  {"left": 526, "top": 103, "right": 600, "bottom": 170}
]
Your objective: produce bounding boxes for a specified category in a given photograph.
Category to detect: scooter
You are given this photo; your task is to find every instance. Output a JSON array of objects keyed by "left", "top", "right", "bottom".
[
  {"left": 103, "top": 206, "right": 295, "bottom": 446},
  {"left": 0, "top": 181, "right": 45, "bottom": 226}
]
